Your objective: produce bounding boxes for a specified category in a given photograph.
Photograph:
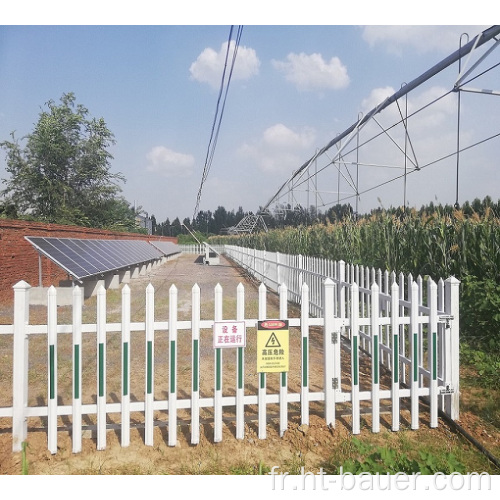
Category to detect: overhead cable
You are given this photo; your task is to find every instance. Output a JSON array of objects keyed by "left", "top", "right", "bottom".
[{"left": 193, "top": 25, "right": 244, "bottom": 221}]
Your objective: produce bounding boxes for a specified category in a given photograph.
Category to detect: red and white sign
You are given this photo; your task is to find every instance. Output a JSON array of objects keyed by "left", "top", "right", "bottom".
[{"left": 213, "top": 321, "right": 246, "bottom": 348}]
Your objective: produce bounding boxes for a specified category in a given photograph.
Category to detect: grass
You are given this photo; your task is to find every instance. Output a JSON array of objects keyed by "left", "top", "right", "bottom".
[{"left": 21, "top": 441, "right": 28, "bottom": 475}]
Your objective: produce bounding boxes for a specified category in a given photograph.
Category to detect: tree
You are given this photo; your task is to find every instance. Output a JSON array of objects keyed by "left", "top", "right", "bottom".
[
  {"left": 0, "top": 92, "right": 130, "bottom": 228},
  {"left": 150, "top": 214, "right": 157, "bottom": 235},
  {"left": 171, "top": 217, "right": 182, "bottom": 237}
]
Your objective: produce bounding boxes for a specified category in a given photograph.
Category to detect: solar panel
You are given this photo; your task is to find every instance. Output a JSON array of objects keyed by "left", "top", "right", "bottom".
[
  {"left": 150, "top": 241, "right": 180, "bottom": 256},
  {"left": 25, "top": 237, "right": 164, "bottom": 281}
]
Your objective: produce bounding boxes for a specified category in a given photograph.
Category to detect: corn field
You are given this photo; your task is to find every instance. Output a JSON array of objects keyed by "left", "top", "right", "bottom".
[
  {"left": 211, "top": 207, "right": 500, "bottom": 347},
  {"left": 212, "top": 208, "right": 499, "bottom": 280}
]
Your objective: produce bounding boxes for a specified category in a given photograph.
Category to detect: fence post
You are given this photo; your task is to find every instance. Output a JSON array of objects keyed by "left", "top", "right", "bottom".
[
  {"left": 337, "top": 260, "right": 346, "bottom": 319},
  {"left": 191, "top": 284, "right": 201, "bottom": 445},
  {"left": 236, "top": 283, "right": 245, "bottom": 440},
  {"left": 390, "top": 281, "right": 400, "bottom": 432},
  {"left": 371, "top": 282, "right": 380, "bottom": 433},
  {"left": 279, "top": 283, "right": 288, "bottom": 437},
  {"left": 169, "top": 284, "right": 179, "bottom": 446},
  {"left": 444, "top": 277, "right": 460, "bottom": 420},
  {"left": 96, "top": 286, "right": 107, "bottom": 451},
  {"left": 300, "top": 283, "right": 310, "bottom": 426},
  {"left": 298, "top": 254, "right": 304, "bottom": 296},
  {"left": 73, "top": 285, "right": 83, "bottom": 453},
  {"left": 323, "top": 278, "right": 335, "bottom": 427},
  {"left": 47, "top": 286, "right": 58, "bottom": 454},
  {"left": 145, "top": 283, "right": 155, "bottom": 446},
  {"left": 276, "top": 252, "right": 281, "bottom": 291},
  {"left": 429, "top": 279, "right": 439, "bottom": 428},
  {"left": 258, "top": 283, "right": 267, "bottom": 440},
  {"left": 410, "top": 281, "right": 420, "bottom": 430},
  {"left": 263, "top": 249, "right": 267, "bottom": 287},
  {"left": 214, "top": 283, "right": 223, "bottom": 443},
  {"left": 121, "top": 285, "right": 131, "bottom": 448},
  {"left": 350, "top": 282, "right": 360, "bottom": 434},
  {"left": 12, "top": 280, "right": 30, "bottom": 452}
]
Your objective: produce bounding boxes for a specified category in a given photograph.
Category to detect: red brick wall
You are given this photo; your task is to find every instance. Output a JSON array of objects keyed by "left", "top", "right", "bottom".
[{"left": 0, "top": 219, "right": 177, "bottom": 303}]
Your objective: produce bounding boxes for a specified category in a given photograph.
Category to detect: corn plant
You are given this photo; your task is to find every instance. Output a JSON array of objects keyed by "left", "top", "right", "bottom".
[{"left": 210, "top": 201, "right": 500, "bottom": 354}]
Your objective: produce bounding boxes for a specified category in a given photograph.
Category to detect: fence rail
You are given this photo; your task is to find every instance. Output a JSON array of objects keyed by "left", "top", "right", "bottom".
[
  {"left": 223, "top": 245, "right": 460, "bottom": 421},
  {"left": 0, "top": 245, "right": 460, "bottom": 454}
]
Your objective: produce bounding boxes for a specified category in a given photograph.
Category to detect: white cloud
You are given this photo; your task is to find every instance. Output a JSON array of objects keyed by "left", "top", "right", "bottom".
[
  {"left": 360, "top": 86, "right": 396, "bottom": 113},
  {"left": 146, "top": 146, "right": 195, "bottom": 177},
  {"left": 189, "top": 40, "right": 260, "bottom": 89},
  {"left": 272, "top": 52, "right": 350, "bottom": 91},
  {"left": 239, "top": 123, "right": 316, "bottom": 174},
  {"left": 362, "top": 26, "right": 490, "bottom": 55}
]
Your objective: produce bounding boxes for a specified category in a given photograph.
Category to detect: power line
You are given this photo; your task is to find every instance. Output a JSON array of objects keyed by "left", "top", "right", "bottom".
[{"left": 193, "top": 25, "right": 244, "bottom": 221}]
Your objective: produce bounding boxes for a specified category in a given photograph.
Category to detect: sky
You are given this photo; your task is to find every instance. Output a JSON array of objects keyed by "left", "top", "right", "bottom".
[{"left": 1, "top": 6, "right": 499, "bottom": 225}]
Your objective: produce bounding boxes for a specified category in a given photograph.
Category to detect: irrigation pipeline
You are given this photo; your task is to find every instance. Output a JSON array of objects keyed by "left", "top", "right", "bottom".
[
  {"left": 437, "top": 408, "right": 500, "bottom": 471},
  {"left": 341, "top": 334, "right": 500, "bottom": 471}
]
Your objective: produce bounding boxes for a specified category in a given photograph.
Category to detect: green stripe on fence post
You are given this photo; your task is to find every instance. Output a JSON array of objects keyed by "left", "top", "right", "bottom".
[
  {"left": 432, "top": 332, "right": 437, "bottom": 381},
  {"left": 123, "top": 342, "right": 129, "bottom": 396},
  {"left": 374, "top": 336, "right": 379, "bottom": 385},
  {"left": 99, "top": 343, "right": 104, "bottom": 398},
  {"left": 74, "top": 345, "right": 80, "bottom": 400},
  {"left": 193, "top": 339, "right": 199, "bottom": 392},
  {"left": 353, "top": 337, "right": 358, "bottom": 386},
  {"left": 147, "top": 341, "right": 153, "bottom": 394},
  {"left": 302, "top": 337, "right": 308, "bottom": 387},
  {"left": 238, "top": 347, "right": 243, "bottom": 390},
  {"left": 413, "top": 333, "right": 418, "bottom": 382},
  {"left": 170, "top": 340, "right": 176, "bottom": 394},
  {"left": 216, "top": 348, "right": 221, "bottom": 392},
  {"left": 393, "top": 335, "right": 399, "bottom": 384},
  {"left": 49, "top": 345, "right": 55, "bottom": 400}
]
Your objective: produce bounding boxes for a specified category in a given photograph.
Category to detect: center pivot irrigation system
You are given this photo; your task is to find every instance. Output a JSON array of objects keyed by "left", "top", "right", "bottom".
[{"left": 225, "top": 25, "right": 500, "bottom": 234}]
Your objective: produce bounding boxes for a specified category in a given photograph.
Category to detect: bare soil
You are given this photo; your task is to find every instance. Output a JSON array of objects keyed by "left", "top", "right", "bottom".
[{"left": 0, "top": 253, "right": 499, "bottom": 475}]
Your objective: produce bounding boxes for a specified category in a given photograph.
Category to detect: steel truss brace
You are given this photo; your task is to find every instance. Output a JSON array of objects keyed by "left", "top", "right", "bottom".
[{"left": 262, "top": 25, "right": 500, "bottom": 213}]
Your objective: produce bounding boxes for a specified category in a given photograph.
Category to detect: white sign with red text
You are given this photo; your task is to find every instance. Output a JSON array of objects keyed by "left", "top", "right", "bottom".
[{"left": 213, "top": 321, "right": 246, "bottom": 348}]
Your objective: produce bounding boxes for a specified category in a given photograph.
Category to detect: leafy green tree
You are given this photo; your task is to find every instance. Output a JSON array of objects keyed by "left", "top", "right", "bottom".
[
  {"left": 171, "top": 217, "right": 182, "bottom": 237},
  {"left": 88, "top": 196, "right": 142, "bottom": 232},
  {"left": 0, "top": 201, "right": 17, "bottom": 219},
  {"left": 0, "top": 92, "right": 131, "bottom": 228}
]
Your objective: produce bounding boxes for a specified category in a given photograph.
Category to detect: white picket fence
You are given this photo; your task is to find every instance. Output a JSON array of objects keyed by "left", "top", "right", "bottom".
[
  {"left": 223, "top": 245, "right": 460, "bottom": 424},
  {"left": 0, "top": 245, "right": 460, "bottom": 454},
  {"left": 178, "top": 243, "right": 206, "bottom": 254}
]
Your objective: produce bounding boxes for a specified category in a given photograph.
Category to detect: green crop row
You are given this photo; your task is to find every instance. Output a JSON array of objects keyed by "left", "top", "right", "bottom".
[
  {"left": 211, "top": 208, "right": 500, "bottom": 357},
  {"left": 212, "top": 208, "right": 500, "bottom": 281}
]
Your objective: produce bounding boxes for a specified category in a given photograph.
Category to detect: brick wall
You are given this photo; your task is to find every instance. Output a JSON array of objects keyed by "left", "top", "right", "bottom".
[{"left": 0, "top": 219, "right": 177, "bottom": 303}]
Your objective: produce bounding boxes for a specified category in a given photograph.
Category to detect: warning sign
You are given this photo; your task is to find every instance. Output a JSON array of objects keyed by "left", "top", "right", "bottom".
[
  {"left": 257, "top": 320, "right": 289, "bottom": 373},
  {"left": 213, "top": 321, "right": 246, "bottom": 348}
]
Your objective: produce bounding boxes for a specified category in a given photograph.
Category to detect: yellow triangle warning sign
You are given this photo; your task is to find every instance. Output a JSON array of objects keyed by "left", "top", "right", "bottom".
[
  {"left": 265, "top": 332, "right": 281, "bottom": 348},
  {"left": 257, "top": 321, "right": 289, "bottom": 373}
]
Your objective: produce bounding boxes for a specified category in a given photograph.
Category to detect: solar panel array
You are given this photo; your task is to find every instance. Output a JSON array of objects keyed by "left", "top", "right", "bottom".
[
  {"left": 25, "top": 237, "right": 165, "bottom": 281},
  {"left": 150, "top": 240, "right": 180, "bottom": 256}
]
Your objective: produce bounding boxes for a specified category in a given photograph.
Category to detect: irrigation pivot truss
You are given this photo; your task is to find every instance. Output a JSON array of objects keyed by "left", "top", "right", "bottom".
[
  {"left": 261, "top": 25, "right": 500, "bottom": 220},
  {"left": 223, "top": 213, "right": 269, "bottom": 234}
]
